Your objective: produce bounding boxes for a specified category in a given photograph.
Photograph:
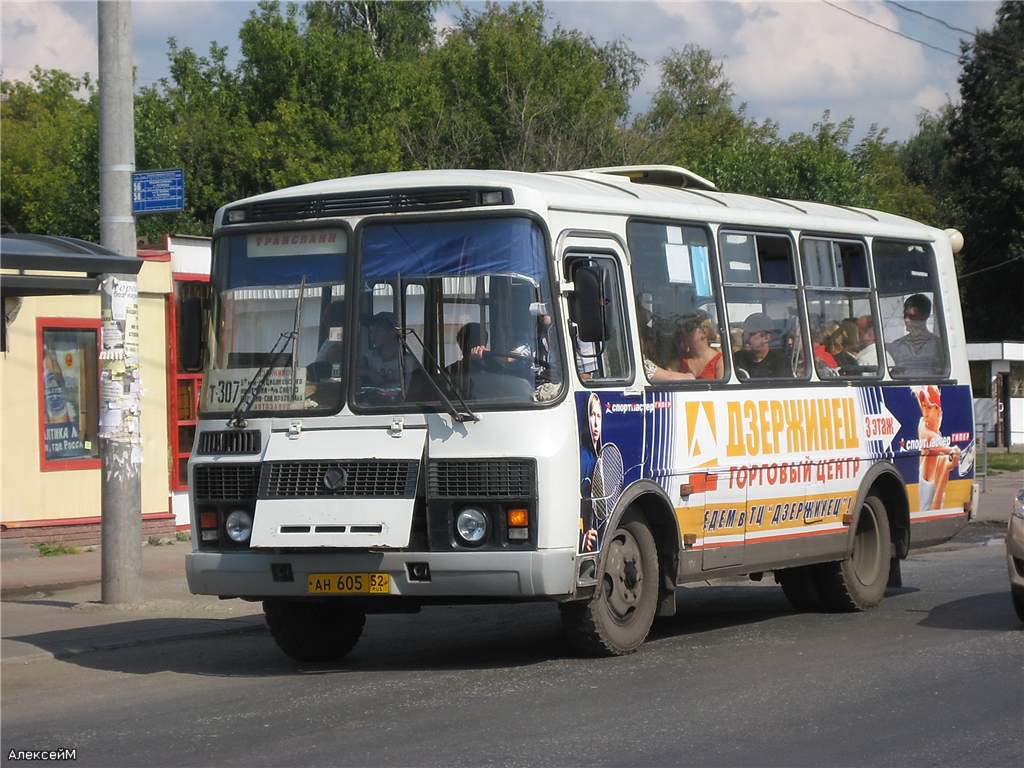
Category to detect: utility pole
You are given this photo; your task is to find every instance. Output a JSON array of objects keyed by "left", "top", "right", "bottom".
[{"left": 98, "top": 0, "right": 143, "bottom": 604}]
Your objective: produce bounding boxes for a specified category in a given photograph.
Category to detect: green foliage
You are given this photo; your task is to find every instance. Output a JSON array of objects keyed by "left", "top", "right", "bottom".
[
  {"left": 1, "top": 69, "right": 99, "bottom": 239},
  {"left": 0, "top": 0, "right": 1012, "bottom": 291},
  {"left": 32, "top": 541, "right": 81, "bottom": 557},
  {"left": 947, "top": 1, "right": 1024, "bottom": 340},
  {"left": 987, "top": 452, "right": 1024, "bottom": 472},
  {"left": 405, "top": 2, "right": 642, "bottom": 170},
  {"left": 900, "top": 105, "right": 957, "bottom": 222}
]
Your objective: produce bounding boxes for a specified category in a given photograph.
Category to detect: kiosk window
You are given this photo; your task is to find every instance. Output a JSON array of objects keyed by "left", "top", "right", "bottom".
[{"left": 38, "top": 322, "right": 100, "bottom": 469}]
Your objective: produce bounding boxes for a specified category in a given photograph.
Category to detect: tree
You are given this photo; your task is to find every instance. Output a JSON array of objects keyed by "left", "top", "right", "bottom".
[
  {"left": 307, "top": 1, "right": 437, "bottom": 60},
  {"left": 0, "top": 69, "right": 99, "bottom": 239},
  {"left": 947, "top": 1, "right": 1024, "bottom": 340},
  {"left": 632, "top": 44, "right": 755, "bottom": 169},
  {"left": 404, "top": 2, "right": 642, "bottom": 171},
  {"left": 898, "top": 106, "right": 957, "bottom": 227}
]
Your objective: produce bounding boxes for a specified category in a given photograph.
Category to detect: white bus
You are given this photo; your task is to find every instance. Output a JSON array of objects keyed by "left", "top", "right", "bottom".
[{"left": 184, "top": 166, "right": 977, "bottom": 660}]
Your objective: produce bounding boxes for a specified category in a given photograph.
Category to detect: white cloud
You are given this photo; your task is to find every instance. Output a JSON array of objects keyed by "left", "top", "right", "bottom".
[
  {"left": 654, "top": 0, "right": 737, "bottom": 51},
  {"left": 432, "top": 7, "right": 458, "bottom": 38},
  {"left": 1, "top": 1, "right": 97, "bottom": 81},
  {"left": 726, "top": 1, "right": 928, "bottom": 103}
]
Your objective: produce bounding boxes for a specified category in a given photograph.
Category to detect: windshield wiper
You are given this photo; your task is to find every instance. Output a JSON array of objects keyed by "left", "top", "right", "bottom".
[
  {"left": 227, "top": 276, "right": 306, "bottom": 428},
  {"left": 394, "top": 325, "right": 479, "bottom": 423}
]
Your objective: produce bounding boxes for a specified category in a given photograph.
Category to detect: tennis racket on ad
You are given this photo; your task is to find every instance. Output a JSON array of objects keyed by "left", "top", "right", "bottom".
[{"left": 591, "top": 443, "right": 624, "bottom": 522}]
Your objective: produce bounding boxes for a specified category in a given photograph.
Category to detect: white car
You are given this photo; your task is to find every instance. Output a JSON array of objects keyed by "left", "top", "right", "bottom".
[{"left": 1008, "top": 488, "right": 1024, "bottom": 622}]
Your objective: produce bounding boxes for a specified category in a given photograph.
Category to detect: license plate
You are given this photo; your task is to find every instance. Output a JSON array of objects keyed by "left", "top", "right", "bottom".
[{"left": 307, "top": 572, "right": 390, "bottom": 595}]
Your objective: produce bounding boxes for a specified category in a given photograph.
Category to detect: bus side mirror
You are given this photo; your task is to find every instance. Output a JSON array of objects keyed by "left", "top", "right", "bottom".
[
  {"left": 571, "top": 262, "right": 609, "bottom": 343},
  {"left": 179, "top": 297, "right": 203, "bottom": 372}
]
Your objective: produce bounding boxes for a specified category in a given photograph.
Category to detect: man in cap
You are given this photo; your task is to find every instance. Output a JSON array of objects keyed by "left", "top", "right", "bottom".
[{"left": 733, "top": 312, "right": 788, "bottom": 378}]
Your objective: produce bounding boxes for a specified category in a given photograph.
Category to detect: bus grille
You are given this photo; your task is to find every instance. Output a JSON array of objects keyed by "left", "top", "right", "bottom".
[
  {"left": 229, "top": 188, "right": 512, "bottom": 223},
  {"left": 259, "top": 460, "right": 419, "bottom": 499},
  {"left": 196, "top": 430, "right": 261, "bottom": 456},
  {"left": 193, "top": 464, "right": 260, "bottom": 501},
  {"left": 427, "top": 459, "right": 536, "bottom": 499}
]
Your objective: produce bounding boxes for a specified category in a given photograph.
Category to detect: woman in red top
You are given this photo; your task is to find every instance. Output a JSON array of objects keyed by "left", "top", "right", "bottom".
[{"left": 678, "top": 311, "right": 724, "bottom": 380}]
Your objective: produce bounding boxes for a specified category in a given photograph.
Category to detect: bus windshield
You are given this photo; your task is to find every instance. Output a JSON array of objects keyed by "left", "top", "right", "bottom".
[
  {"left": 354, "top": 217, "right": 563, "bottom": 410},
  {"left": 203, "top": 228, "right": 348, "bottom": 416}
]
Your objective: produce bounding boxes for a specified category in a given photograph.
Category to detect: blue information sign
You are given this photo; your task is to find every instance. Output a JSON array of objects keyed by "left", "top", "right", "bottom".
[{"left": 132, "top": 169, "right": 184, "bottom": 214}]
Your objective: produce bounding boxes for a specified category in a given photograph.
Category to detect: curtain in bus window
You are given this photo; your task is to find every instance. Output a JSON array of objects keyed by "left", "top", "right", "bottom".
[{"left": 361, "top": 218, "right": 546, "bottom": 280}]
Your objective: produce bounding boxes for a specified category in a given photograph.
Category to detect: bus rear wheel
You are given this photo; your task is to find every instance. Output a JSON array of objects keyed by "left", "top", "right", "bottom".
[
  {"left": 816, "top": 494, "right": 891, "bottom": 611},
  {"left": 560, "top": 512, "right": 659, "bottom": 656},
  {"left": 263, "top": 599, "right": 366, "bottom": 663},
  {"left": 775, "top": 565, "right": 826, "bottom": 611}
]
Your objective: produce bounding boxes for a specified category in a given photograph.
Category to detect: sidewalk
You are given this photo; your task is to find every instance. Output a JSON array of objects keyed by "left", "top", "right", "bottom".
[
  {"left": 975, "top": 468, "right": 1023, "bottom": 523},
  {"left": 2, "top": 471, "right": 1020, "bottom": 666},
  {"left": 1, "top": 541, "right": 263, "bottom": 665}
]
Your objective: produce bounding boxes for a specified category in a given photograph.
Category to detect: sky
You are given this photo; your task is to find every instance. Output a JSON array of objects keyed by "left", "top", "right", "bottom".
[{"left": 0, "top": 0, "right": 1002, "bottom": 143}]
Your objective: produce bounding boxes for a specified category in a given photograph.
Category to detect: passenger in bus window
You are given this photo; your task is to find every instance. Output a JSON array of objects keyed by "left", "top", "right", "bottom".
[
  {"left": 890, "top": 293, "right": 942, "bottom": 376},
  {"left": 812, "top": 321, "right": 839, "bottom": 377},
  {"left": 361, "top": 312, "right": 403, "bottom": 388},
  {"left": 678, "top": 311, "right": 724, "bottom": 380},
  {"left": 446, "top": 322, "right": 489, "bottom": 385},
  {"left": 507, "top": 305, "right": 558, "bottom": 384},
  {"left": 834, "top": 319, "right": 861, "bottom": 371},
  {"left": 640, "top": 325, "right": 694, "bottom": 382},
  {"left": 822, "top": 319, "right": 860, "bottom": 375},
  {"left": 855, "top": 315, "right": 890, "bottom": 370},
  {"left": 734, "top": 313, "right": 787, "bottom": 378},
  {"left": 729, "top": 326, "right": 744, "bottom": 355}
]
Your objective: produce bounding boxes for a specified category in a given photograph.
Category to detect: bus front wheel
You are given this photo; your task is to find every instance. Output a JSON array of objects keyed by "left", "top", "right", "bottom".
[
  {"left": 816, "top": 495, "right": 892, "bottom": 611},
  {"left": 263, "top": 599, "right": 366, "bottom": 663},
  {"left": 560, "top": 512, "right": 659, "bottom": 656}
]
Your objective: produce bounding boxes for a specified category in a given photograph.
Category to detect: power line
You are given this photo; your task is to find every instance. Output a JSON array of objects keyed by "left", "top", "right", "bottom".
[
  {"left": 885, "top": 1, "right": 977, "bottom": 39},
  {"left": 958, "top": 254, "right": 1024, "bottom": 279},
  {"left": 819, "top": 0, "right": 961, "bottom": 59}
]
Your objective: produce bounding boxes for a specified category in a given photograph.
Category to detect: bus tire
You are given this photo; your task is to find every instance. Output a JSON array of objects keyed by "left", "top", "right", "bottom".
[
  {"left": 775, "top": 565, "right": 826, "bottom": 611},
  {"left": 816, "top": 494, "right": 891, "bottom": 611},
  {"left": 263, "top": 599, "right": 366, "bottom": 663},
  {"left": 560, "top": 512, "right": 659, "bottom": 656}
]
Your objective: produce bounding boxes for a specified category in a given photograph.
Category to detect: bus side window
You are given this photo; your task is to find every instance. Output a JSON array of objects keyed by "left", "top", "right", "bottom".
[
  {"left": 872, "top": 241, "right": 950, "bottom": 379},
  {"left": 625, "top": 221, "right": 727, "bottom": 384},
  {"left": 720, "top": 231, "right": 807, "bottom": 382},
  {"left": 566, "top": 255, "right": 632, "bottom": 384},
  {"left": 802, "top": 238, "right": 880, "bottom": 379}
]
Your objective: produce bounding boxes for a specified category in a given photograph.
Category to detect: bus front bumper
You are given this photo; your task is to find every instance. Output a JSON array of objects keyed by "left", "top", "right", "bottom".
[{"left": 186, "top": 548, "right": 577, "bottom": 600}]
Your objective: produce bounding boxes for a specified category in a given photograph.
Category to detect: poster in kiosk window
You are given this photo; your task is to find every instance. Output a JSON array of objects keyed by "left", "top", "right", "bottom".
[{"left": 42, "top": 342, "right": 87, "bottom": 460}]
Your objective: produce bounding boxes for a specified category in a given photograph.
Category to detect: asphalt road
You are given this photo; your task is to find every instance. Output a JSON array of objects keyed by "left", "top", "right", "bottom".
[{"left": 2, "top": 539, "right": 1021, "bottom": 768}]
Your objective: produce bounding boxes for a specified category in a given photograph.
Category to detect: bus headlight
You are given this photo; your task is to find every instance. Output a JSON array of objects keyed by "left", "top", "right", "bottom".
[
  {"left": 455, "top": 507, "right": 488, "bottom": 544},
  {"left": 225, "top": 510, "right": 253, "bottom": 543}
]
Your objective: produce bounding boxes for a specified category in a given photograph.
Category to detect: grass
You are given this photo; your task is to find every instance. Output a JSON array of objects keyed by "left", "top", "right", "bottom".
[
  {"left": 986, "top": 452, "right": 1024, "bottom": 473},
  {"left": 175, "top": 530, "right": 192, "bottom": 542},
  {"left": 33, "top": 542, "right": 81, "bottom": 557},
  {"left": 146, "top": 536, "right": 174, "bottom": 546}
]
